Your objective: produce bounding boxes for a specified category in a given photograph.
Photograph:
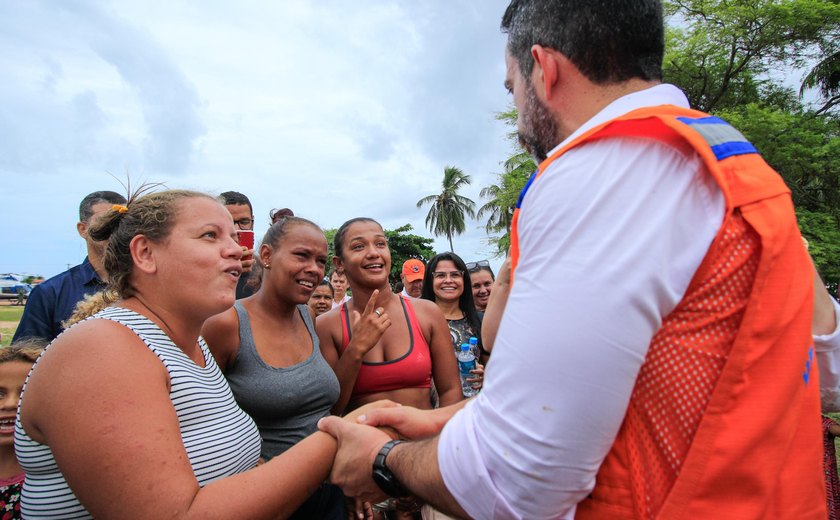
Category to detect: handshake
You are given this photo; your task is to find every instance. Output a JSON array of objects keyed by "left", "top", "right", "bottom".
[{"left": 318, "top": 400, "right": 464, "bottom": 517}]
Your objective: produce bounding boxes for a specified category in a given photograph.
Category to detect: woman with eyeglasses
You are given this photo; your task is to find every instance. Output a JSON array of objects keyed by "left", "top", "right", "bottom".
[
  {"left": 466, "top": 260, "right": 495, "bottom": 313},
  {"left": 421, "top": 252, "right": 488, "bottom": 380}
]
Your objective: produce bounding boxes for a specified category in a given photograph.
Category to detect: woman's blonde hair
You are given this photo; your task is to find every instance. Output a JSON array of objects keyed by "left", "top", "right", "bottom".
[
  {"left": 61, "top": 289, "right": 120, "bottom": 329},
  {"left": 89, "top": 188, "right": 217, "bottom": 298}
]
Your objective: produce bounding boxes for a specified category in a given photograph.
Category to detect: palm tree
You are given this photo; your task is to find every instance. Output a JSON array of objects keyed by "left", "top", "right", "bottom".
[
  {"left": 478, "top": 151, "right": 536, "bottom": 255},
  {"left": 416, "top": 166, "right": 476, "bottom": 252},
  {"left": 800, "top": 51, "right": 839, "bottom": 115}
]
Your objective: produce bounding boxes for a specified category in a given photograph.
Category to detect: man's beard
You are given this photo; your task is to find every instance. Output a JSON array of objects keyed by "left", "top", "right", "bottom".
[{"left": 517, "top": 78, "right": 560, "bottom": 163}]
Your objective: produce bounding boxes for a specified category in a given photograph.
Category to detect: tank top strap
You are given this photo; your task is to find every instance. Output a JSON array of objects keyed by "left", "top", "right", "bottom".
[
  {"left": 233, "top": 301, "right": 260, "bottom": 365},
  {"left": 298, "top": 304, "right": 316, "bottom": 341},
  {"left": 401, "top": 296, "right": 428, "bottom": 347},
  {"left": 340, "top": 302, "right": 352, "bottom": 351}
]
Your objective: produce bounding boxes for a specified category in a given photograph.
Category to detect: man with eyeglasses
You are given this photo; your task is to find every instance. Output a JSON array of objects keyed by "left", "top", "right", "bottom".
[{"left": 220, "top": 191, "right": 257, "bottom": 299}]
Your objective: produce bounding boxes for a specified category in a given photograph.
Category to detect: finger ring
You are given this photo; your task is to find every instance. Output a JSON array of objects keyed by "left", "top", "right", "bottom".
[{"left": 374, "top": 309, "right": 382, "bottom": 317}]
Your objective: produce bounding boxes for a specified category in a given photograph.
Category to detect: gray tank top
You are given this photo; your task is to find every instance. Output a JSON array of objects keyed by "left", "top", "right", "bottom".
[{"left": 225, "top": 302, "right": 340, "bottom": 461}]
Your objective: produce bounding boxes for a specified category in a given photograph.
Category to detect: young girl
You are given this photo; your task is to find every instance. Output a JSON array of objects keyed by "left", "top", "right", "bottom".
[{"left": 0, "top": 340, "right": 44, "bottom": 520}]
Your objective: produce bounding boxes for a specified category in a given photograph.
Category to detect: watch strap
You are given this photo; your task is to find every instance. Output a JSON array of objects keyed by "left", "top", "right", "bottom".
[{"left": 372, "top": 439, "right": 410, "bottom": 498}]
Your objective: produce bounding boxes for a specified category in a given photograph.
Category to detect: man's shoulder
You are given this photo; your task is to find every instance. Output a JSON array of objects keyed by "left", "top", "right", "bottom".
[{"left": 35, "top": 262, "right": 88, "bottom": 292}]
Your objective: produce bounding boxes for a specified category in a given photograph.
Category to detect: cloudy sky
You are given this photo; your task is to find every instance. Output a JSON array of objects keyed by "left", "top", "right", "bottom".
[{"left": 0, "top": 0, "right": 516, "bottom": 279}]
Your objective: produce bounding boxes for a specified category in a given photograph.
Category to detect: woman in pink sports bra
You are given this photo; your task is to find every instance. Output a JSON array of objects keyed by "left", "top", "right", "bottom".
[{"left": 316, "top": 218, "right": 462, "bottom": 416}]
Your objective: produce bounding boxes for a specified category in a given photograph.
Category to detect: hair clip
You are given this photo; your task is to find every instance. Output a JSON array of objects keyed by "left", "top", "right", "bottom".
[{"left": 112, "top": 204, "right": 129, "bottom": 214}]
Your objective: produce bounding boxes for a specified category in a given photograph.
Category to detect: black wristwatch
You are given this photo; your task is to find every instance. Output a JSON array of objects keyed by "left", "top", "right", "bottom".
[{"left": 371, "top": 439, "right": 410, "bottom": 498}]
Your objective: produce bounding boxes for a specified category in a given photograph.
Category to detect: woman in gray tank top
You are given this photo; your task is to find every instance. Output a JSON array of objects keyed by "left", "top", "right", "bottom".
[{"left": 202, "top": 216, "right": 344, "bottom": 520}]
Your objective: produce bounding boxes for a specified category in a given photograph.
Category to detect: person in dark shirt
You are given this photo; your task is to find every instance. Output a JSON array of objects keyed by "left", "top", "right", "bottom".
[
  {"left": 13, "top": 191, "right": 126, "bottom": 343},
  {"left": 220, "top": 191, "right": 258, "bottom": 299}
]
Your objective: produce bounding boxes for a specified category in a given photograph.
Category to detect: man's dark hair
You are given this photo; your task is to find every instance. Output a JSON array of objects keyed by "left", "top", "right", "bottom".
[
  {"left": 501, "top": 0, "right": 664, "bottom": 84},
  {"left": 79, "top": 191, "right": 127, "bottom": 223},
  {"left": 220, "top": 191, "right": 253, "bottom": 215}
]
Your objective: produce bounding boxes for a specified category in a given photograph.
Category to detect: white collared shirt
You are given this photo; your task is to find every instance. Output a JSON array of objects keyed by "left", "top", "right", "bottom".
[{"left": 439, "top": 84, "right": 725, "bottom": 519}]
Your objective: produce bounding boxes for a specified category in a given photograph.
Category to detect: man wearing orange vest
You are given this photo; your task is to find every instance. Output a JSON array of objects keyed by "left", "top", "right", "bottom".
[{"left": 318, "top": 1, "right": 838, "bottom": 518}]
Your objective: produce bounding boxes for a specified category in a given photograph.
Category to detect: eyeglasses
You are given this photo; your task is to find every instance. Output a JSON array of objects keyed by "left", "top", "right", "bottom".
[
  {"left": 432, "top": 270, "right": 464, "bottom": 280},
  {"left": 465, "top": 260, "right": 490, "bottom": 272},
  {"left": 233, "top": 218, "right": 254, "bottom": 229}
]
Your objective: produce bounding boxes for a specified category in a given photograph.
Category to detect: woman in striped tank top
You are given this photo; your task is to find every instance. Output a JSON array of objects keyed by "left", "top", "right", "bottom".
[{"left": 14, "top": 189, "right": 375, "bottom": 519}]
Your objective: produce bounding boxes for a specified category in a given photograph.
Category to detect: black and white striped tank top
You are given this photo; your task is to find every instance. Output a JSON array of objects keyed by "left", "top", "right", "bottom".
[{"left": 14, "top": 306, "right": 262, "bottom": 519}]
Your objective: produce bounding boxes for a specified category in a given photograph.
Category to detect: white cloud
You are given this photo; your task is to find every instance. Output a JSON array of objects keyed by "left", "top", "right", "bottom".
[{"left": 0, "top": 0, "right": 515, "bottom": 279}]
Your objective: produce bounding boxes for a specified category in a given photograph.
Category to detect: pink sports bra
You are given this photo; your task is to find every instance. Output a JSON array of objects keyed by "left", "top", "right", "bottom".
[{"left": 340, "top": 296, "right": 432, "bottom": 397}]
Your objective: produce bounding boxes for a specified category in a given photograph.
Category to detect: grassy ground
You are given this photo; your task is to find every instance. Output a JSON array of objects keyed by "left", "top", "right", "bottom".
[{"left": 0, "top": 304, "right": 24, "bottom": 347}]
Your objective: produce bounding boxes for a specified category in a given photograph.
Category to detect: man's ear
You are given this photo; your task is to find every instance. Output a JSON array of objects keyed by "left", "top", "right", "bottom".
[
  {"left": 531, "top": 45, "right": 561, "bottom": 101},
  {"left": 77, "top": 221, "right": 88, "bottom": 240},
  {"left": 130, "top": 235, "right": 157, "bottom": 275}
]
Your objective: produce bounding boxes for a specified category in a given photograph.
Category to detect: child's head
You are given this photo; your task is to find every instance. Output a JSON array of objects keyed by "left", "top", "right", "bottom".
[{"left": 0, "top": 339, "right": 45, "bottom": 447}]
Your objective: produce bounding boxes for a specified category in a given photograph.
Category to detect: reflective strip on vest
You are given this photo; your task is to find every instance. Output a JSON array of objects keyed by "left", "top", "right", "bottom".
[{"left": 675, "top": 116, "right": 758, "bottom": 160}]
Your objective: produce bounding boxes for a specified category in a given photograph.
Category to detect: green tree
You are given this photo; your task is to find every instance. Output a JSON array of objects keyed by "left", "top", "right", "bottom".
[
  {"left": 664, "top": 0, "right": 840, "bottom": 112},
  {"left": 800, "top": 50, "right": 840, "bottom": 114},
  {"left": 663, "top": 0, "right": 840, "bottom": 288},
  {"left": 798, "top": 209, "right": 840, "bottom": 293},
  {"left": 478, "top": 150, "right": 535, "bottom": 256},
  {"left": 323, "top": 228, "right": 338, "bottom": 275},
  {"left": 416, "top": 166, "right": 476, "bottom": 252},
  {"left": 477, "top": 107, "right": 537, "bottom": 257}
]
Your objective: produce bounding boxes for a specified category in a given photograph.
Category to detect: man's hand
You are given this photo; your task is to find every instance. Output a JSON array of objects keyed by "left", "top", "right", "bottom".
[
  {"left": 318, "top": 416, "right": 392, "bottom": 503},
  {"left": 357, "top": 405, "right": 452, "bottom": 440},
  {"left": 343, "top": 400, "right": 401, "bottom": 426}
]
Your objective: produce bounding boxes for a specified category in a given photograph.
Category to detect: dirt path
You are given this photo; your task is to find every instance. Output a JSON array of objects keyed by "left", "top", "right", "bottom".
[{"left": 0, "top": 322, "right": 19, "bottom": 328}]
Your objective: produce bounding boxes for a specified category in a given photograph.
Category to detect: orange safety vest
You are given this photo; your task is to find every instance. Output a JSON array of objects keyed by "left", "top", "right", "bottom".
[{"left": 509, "top": 105, "right": 824, "bottom": 519}]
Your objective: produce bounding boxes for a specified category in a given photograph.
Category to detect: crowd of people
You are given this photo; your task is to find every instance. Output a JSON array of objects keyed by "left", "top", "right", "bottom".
[{"left": 4, "top": 1, "right": 840, "bottom": 519}]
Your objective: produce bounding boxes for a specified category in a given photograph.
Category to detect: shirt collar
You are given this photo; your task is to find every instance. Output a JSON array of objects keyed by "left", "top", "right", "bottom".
[
  {"left": 547, "top": 83, "right": 690, "bottom": 158},
  {"left": 79, "top": 257, "right": 105, "bottom": 286}
]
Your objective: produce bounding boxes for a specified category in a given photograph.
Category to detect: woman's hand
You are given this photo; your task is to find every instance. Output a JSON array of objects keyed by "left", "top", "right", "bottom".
[
  {"left": 467, "top": 362, "right": 485, "bottom": 390},
  {"left": 348, "top": 290, "right": 391, "bottom": 358}
]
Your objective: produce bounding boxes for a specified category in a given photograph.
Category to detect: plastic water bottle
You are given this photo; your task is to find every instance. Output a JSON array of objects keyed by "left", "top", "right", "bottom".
[
  {"left": 469, "top": 336, "right": 480, "bottom": 359},
  {"left": 458, "top": 343, "right": 478, "bottom": 397}
]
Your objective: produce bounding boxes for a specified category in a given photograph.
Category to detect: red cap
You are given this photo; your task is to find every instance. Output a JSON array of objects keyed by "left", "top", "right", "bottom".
[{"left": 402, "top": 259, "right": 425, "bottom": 282}]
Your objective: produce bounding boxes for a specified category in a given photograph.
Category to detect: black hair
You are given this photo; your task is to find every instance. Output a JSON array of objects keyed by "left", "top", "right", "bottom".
[
  {"left": 79, "top": 191, "right": 127, "bottom": 223},
  {"left": 471, "top": 265, "right": 496, "bottom": 281},
  {"left": 317, "top": 279, "right": 335, "bottom": 296},
  {"left": 219, "top": 191, "right": 253, "bottom": 215},
  {"left": 501, "top": 0, "right": 664, "bottom": 84},
  {"left": 333, "top": 217, "right": 381, "bottom": 259},
  {"left": 420, "top": 252, "right": 483, "bottom": 348},
  {"left": 261, "top": 215, "right": 321, "bottom": 250}
]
